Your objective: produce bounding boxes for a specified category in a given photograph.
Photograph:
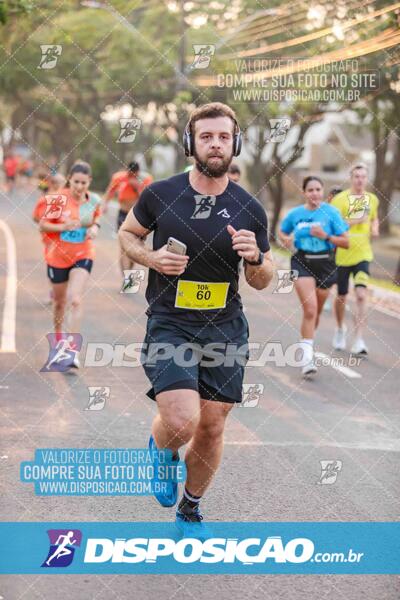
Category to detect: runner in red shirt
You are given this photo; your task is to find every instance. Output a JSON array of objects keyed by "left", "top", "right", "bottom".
[
  {"left": 39, "top": 162, "right": 102, "bottom": 366},
  {"left": 3, "top": 154, "right": 19, "bottom": 192},
  {"left": 103, "top": 161, "right": 152, "bottom": 274}
]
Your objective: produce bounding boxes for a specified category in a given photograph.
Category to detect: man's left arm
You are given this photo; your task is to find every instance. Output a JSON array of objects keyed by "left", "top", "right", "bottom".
[
  {"left": 371, "top": 195, "right": 380, "bottom": 237},
  {"left": 244, "top": 249, "right": 274, "bottom": 290},
  {"left": 227, "top": 224, "right": 274, "bottom": 290}
]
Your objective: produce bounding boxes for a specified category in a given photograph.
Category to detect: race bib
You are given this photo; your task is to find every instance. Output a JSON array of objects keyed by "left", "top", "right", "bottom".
[
  {"left": 175, "top": 280, "right": 229, "bottom": 310},
  {"left": 60, "top": 227, "right": 87, "bottom": 243}
]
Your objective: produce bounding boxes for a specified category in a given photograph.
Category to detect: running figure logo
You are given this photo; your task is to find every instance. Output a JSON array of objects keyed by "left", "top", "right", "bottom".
[
  {"left": 190, "top": 44, "right": 215, "bottom": 69},
  {"left": 266, "top": 118, "right": 291, "bottom": 143},
  {"left": 348, "top": 194, "right": 370, "bottom": 219},
  {"left": 120, "top": 269, "right": 145, "bottom": 293},
  {"left": 273, "top": 269, "right": 299, "bottom": 294},
  {"left": 116, "top": 118, "right": 142, "bottom": 143},
  {"left": 41, "top": 333, "right": 82, "bottom": 372},
  {"left": 191, "top": 195, "right": 216, "bottom": 219},
  {"left": 41, "top": 529, "right": 82, "bottom": 567},
  {"left": 38, "top": 45, "right": 62, "bottom": 69},
  {"left": 44, "top": 194, "right": 67, "bottom": 219},
  {"left": 317, "top": 460, "right": 343, "bottom": 485},
  {"left": 85, "top": 386, "right": 110, "bottom": 411},
  {"left": 241, "top": 383, "right": 264, "bottom": 407}
]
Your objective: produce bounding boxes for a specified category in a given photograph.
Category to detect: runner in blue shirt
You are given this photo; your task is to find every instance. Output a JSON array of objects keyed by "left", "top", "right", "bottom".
[{"left": 279, "top": 176, "right": 349, "bottom": 376}]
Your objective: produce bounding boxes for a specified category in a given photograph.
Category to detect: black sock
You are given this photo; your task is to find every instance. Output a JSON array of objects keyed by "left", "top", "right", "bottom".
[{"left": 178, "top": 486, "right": 202, "bottom": 512}]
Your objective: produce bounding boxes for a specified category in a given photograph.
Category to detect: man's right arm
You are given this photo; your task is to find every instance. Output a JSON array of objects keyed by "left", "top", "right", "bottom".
[
  {"left": 118, "top": 211, "right": 189, "bottom": 275},
  {"left": 118, "top": 211, "right": 154, "bottom": 268}
]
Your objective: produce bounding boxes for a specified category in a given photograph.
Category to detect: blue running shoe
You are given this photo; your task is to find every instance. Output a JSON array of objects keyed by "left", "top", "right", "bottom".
[
  {"left": 175, "top": 505, "right": 213, "bottom": 541},
  {"left": 148, "top": 435, "right": 178, "bottom": 507}
]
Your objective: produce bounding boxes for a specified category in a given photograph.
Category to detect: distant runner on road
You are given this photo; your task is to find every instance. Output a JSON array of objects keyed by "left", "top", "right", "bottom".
[
  {"left": 331, "top": 164, "right": 380, "bottom": 354},
  {"left": 279, "top": 175, "right": 349, "bottom": 376},
  {"left": 103, "top": 161, "right": 153, "bottom": 275}
]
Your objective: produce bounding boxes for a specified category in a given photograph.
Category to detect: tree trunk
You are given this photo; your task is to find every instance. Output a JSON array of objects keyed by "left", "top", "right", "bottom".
[
  {"left": 268, "top": 172, "right": 284, "bottom": 241},
  {"left": 395, "top": 255, "right": 400, "bottom": 286}
]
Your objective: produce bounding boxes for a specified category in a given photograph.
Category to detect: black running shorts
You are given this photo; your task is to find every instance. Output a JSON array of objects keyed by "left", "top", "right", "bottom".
[{"left": 141, "top": 313, "right": 250, "bottom": 404}]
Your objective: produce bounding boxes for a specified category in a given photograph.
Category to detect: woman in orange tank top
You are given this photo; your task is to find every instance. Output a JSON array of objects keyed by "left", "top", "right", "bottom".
[{"left": 39, "top": 161, "right": 102, "bottom": 367}]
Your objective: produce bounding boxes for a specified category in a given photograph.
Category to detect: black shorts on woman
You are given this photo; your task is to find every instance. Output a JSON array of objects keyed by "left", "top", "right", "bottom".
[{"left": 291, "top": 250, "right": 337, "bottom": 289}]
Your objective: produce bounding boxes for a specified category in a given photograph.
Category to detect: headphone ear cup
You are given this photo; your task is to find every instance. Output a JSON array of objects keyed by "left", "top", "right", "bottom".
[
  {"left": 234, "top": 131, "right": 242, "bottom": 157},
  {"left": 183, "top": 128, "right": 193, "bottom": 157}
]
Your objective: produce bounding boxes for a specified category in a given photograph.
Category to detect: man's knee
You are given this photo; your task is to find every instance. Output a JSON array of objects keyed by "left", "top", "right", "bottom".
[
  {"left": 197, "top": 405, "right": 233, "bottom": 439},
  {"left": 355, "top": 287, "right": 367, "bottom": 302},
  {"left": 161, "top": 411, "right": 200, "bottom": 443}
]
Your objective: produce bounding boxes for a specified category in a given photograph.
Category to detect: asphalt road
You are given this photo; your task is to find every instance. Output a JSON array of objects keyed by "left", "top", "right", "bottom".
[{"left": 0, "top": 188, "right": 399, "bottom": 599}]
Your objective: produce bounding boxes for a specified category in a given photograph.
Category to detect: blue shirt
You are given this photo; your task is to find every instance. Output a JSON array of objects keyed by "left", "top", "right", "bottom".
[{"left": 280, "top": 202, "right": 348, "bottom": 253}]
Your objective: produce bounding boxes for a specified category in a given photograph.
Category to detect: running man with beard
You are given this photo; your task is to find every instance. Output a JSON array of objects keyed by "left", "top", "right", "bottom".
[{"left": 119, "top": 102, "right": 274, "bottom": 536}]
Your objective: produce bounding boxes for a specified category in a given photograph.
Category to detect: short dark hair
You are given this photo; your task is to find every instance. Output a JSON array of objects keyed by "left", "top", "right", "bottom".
[
  {"left": 350, "top": 162, "right": 368, "bottom": 175},
  {"left": 302, "top": 175, "right": 323, "bottom": 191},
  {"left": 128, "top": 161, "right": 139, "bottom": 173},
  {"left": 329, "top": 186, "right": 342, "bottom": 197},
  {"left": 188, "top": 102, "right": 238, "bottom": 136}
]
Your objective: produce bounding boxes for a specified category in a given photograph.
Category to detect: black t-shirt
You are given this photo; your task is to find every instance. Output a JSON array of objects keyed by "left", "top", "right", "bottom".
[{"left": 133, "top": 172, "right": 269, "bottom": 324}]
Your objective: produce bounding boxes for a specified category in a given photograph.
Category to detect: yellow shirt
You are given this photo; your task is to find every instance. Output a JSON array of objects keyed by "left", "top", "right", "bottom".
[{"left": 331, "top": 189, "right": 379, "bottom": 266}]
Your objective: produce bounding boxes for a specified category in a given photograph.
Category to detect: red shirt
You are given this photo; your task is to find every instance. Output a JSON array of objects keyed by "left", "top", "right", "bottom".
[
  {"left": 118, "top": 174, "right": 153, "bottom": 203},
  {"left": 4, "top": 156, "right": 19, "bottom": 177}
]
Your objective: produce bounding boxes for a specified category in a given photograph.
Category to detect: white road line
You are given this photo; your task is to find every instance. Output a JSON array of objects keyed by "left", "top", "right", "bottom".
[
  {"left": 224, "top": 441, "right": 263, "bottom": 446},
  {"left": 0, "top": 219, "right": 17, "bottom": 353},
  {"left": 371, "top": 304, "right": 400, "bottom": 320},
  {"left": 314, "top": 351, "right": 361, "bottom": 379}
]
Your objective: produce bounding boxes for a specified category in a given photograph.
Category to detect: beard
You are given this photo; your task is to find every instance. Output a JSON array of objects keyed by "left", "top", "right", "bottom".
[{"left": 193, "top": 148, "right": 232, "bottom": 178}]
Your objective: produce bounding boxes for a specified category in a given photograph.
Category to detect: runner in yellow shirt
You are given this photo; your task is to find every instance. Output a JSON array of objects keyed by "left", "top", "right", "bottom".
[{"left": 331, "top": 164, "right": 380, "bottom": 354}]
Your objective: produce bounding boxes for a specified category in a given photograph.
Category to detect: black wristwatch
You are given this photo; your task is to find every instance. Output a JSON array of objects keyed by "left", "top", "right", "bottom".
[{"left": 245, "top": 251, "right": 264, "bottom": 266}]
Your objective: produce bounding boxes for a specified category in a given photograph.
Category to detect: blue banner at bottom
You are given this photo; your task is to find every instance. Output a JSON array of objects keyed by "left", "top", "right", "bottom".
[{"left": 0, "top": 522, "right": 398, "bottom": 574}]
